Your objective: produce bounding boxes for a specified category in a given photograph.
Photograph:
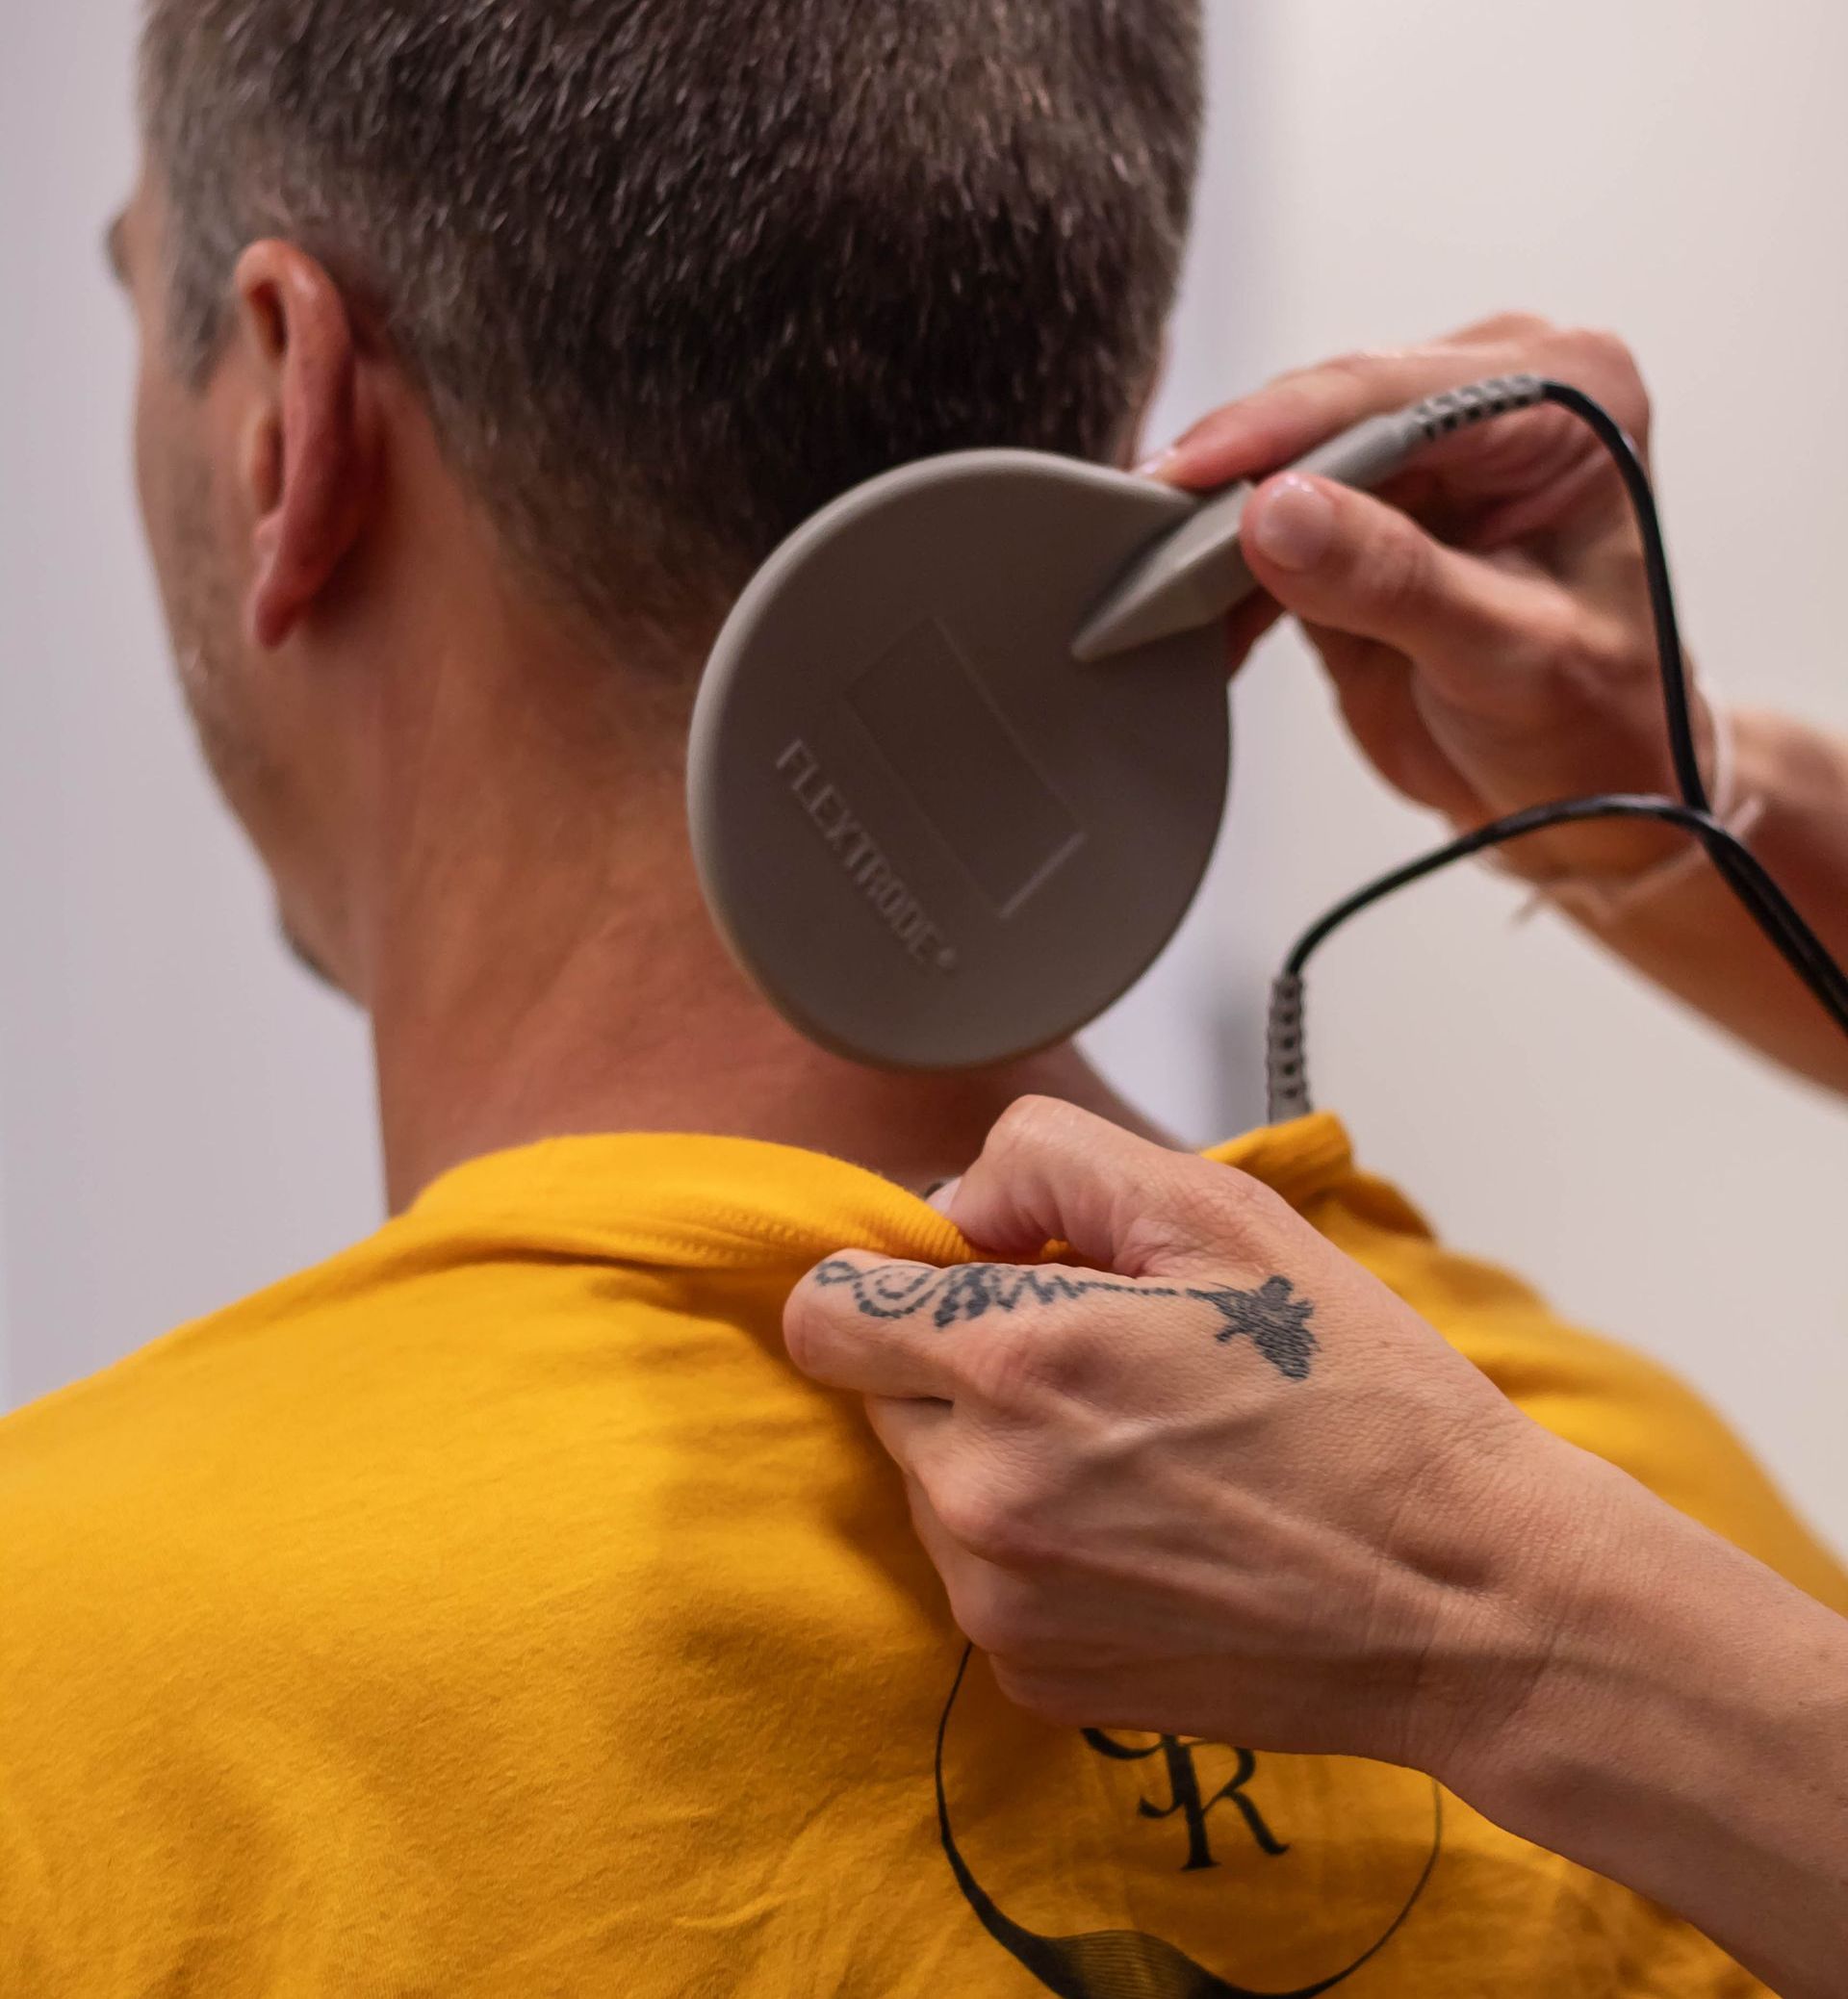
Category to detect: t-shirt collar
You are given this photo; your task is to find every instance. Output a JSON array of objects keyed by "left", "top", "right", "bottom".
[{"left": 403, "top": 1114, "right": 1355, "bottom": 1273}]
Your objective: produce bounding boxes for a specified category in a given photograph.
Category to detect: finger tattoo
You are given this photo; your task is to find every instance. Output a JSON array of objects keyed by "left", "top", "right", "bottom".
[{"left": 810, "top": 1261, "right": 1319, "bottom": 1381}]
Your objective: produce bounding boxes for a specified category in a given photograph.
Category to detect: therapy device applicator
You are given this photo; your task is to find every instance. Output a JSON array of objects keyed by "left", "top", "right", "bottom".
[{"left": 1072, "top": 373, "right": 1548, "bottom": 661}]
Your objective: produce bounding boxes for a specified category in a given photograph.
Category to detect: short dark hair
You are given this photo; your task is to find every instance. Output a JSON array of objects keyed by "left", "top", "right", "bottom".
[{"left": 141, "top": 0, "right": 1203, "bottom": 654}]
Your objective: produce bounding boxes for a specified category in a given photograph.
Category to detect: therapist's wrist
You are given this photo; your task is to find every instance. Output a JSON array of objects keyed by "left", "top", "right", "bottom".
[
  {"left": 1424, "top": 1454, "right": 1848, "bottom": 1996},
  {"left": 1589, "top": 706, "right": 1814, "bottom": 935},
  {"left": 1423, "top": 1441, "right": 1834, "bottom": 1869},
  {"left": 1391, "top": 1430, "right": 1632, "bottom": 1797},
  {"left": 1476, "top": 687, "right": 1727, "bottom": 892}
]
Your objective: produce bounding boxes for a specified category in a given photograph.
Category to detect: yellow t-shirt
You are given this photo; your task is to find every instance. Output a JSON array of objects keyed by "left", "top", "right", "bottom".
[{"left": 1, "top": 1114, "right": 1840, "bottom": 1997}]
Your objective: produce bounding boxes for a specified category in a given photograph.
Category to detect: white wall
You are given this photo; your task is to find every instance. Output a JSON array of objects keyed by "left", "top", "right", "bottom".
[
  {"left": 5, "top": 1, "right": 1846, "bottom": 1549},
  {"left": 0, "top": 0, "right": 382, "bottom": 1406}
]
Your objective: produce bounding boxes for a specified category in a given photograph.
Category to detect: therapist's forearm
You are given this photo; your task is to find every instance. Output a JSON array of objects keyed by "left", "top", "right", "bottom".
[
  {"left": 1441, "top": 1449, "right": 1848, "bottom": 1999},
  {"left": 1576, "top": 710, "right": 1848, "bottom": 1094}
]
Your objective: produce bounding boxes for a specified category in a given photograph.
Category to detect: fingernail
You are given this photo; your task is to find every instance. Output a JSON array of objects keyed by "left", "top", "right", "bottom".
[
  {"left": 1248, "top": 475, "right": 1334, "bottom": 571},
  {"left": 1133, "top": 445, "right": 1181, "bottom": 479},
  {"left": 925, "top": 1176, "right": 962, "bottom": 1217}
]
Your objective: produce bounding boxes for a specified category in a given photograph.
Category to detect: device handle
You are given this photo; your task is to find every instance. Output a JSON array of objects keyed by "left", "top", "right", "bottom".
[{"left": 1070, "top": 412, "right": 1424, "bottom": 661}]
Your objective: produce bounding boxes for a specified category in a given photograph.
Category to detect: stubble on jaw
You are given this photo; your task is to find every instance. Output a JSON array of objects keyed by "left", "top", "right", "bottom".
[{"left": 159, "top": 448, "right": 266, "bottom": 811}]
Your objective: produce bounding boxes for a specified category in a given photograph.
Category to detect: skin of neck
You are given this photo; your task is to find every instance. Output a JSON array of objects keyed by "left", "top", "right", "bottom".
[{"left": 326, "top": 449, "right": 1164, "bottom": 1210}]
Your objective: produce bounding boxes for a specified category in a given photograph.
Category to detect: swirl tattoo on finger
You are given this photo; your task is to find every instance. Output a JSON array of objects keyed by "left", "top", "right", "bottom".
[{"left": 811, "top": 1261, "right": 1319, "bottom": 1381}]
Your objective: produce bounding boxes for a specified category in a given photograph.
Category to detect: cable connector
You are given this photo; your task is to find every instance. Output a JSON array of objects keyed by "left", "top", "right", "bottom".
[{"left": 1266, "top": 971, "right": 1311, "bottom": 1125}]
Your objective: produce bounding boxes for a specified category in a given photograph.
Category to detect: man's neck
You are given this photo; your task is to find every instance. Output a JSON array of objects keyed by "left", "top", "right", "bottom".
[{"left": 362, "top": 760, "right": 1164, "bottom": 1211}]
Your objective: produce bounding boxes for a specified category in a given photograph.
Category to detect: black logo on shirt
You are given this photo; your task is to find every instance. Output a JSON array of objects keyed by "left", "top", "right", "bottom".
[
  {"left": 1082, "top": 1732, "right": 1290, "bottom": 1872},
  {"left": 936, "top": 1648, "right": 1441, "bottom": 1999}
]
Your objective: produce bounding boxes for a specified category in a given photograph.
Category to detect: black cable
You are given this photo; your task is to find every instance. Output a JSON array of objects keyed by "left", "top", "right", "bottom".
[
  {"left": 1268, "top": 795, "right": 1848, "bottom": 1125},
  {"left": 1268, "top": 378, "right": 1848, "bottom": 1121},
  {"left": 1532, "top": 381, "right": 1845, "bottom": 1003},
  {"left": 1529, "top": 381, "right": 1848, "bottom": 1012},
  {"left": 1534, "top": 380, "right": 1709, "bottom": 810},
  {"left": 1284, "top": 797, "right": 1847, "bottom": 1016}
]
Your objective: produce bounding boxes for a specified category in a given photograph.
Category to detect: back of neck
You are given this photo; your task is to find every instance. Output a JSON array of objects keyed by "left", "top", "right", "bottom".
[{"left": 363, "top": 759, "right": 1163, "bottom": 1209}]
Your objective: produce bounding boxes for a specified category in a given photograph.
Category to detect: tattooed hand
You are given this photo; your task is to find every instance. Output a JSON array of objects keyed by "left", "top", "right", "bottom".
[
  {"left": 808, "top": 1260, "right": 1322, "bottom": 1378},
  {"left": 783, "top": 1095, "right": 1574, "bottom": 1771}
]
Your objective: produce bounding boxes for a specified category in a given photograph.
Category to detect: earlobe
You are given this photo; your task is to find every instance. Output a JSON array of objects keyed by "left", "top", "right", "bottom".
[{"left": 233, "top": 241, "right": 373, "bottom": 651}]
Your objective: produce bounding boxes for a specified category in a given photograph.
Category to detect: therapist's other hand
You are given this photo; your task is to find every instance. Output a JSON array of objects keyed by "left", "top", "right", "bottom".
[
  {"left": 783, "top": 1096, "right": 1605, "bottom": 1776},
  {"left": 1144, "top": 314, "right": 1713, "bottom": 881}
]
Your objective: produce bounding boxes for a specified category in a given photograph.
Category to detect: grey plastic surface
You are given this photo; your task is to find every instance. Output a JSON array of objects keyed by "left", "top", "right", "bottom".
[
  {"left": 1071, "top": 411, "right": 1426, "bottom": 660},
  {"left": 688, "top": 449, "right": 1231, "bottom": 1069}
]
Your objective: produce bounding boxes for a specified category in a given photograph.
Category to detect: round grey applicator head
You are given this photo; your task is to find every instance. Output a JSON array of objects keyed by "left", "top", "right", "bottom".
[{"left": 686, "top": 448, "right": 1231, "bottom": 1070}]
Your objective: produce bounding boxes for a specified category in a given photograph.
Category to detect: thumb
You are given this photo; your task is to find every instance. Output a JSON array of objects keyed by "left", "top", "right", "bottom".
[
  {"left": 1240, "top": 472, "right": 1545, "bottom": 667},
  {"left": 940, "top": 1097, "right": 1286, "bottom": 1279}
]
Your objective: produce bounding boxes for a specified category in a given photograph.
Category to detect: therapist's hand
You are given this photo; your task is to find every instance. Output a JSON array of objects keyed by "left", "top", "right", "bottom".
[
  {"left": 783, "top": 1094, "right": 1603, "bottom": 1774},
  {"left": 1144, "top": 313, "right": 1714, "bottom": 881},
  {"left": 786, "top": 1097, "right": 1848, "bottom": 1999}
]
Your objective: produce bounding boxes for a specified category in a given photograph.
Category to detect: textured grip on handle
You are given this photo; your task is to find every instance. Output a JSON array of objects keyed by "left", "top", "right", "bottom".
[
  {"left": 1266, "top": 971, "right": 1311, "bottom": 1125},
  {"left": 1405, "top": 372, "right": 1546, "bottom": 443}
]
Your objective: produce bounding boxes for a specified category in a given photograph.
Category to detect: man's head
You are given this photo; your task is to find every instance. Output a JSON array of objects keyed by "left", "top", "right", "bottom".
[{"left": 121, "top": 0, "right": 1203, "bottom": 991}]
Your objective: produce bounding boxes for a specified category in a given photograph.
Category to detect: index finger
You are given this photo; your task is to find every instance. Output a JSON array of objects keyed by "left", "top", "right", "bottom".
[
  {"left": 786, "top": 1244, "right": 1311, "bottom": 1408},
  {"left": 938, "top": 1097, "right": 1298, "bottom": 1280},
  {"left": 1142, "top": 344, "right": 1487, "bottom": 490},
  {"left": 784, "top": 1249, "right": 1175, "bottom": 1398},
  {"left": 1143, "top": 322, "right": 1649, "bottom": 495}
]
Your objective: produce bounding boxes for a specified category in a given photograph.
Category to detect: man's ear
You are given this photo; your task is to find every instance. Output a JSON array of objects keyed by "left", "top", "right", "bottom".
[{"left": 231, "top": 241, "right": 376, "bottom": 650}]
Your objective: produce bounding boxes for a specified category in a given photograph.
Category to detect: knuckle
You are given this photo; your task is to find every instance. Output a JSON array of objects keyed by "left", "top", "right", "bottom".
[
  {"left": 1567, "top": 603, "right": 1656, "bottom": 694},
  {"left": 1127, "top": 1163, "right": 1257, "bottom": 1262},
  {"left": 944, "top": 1573, "right": 1010, "bottom": 1655},
  {"left": 1317, "top": 346, "right": 1388, "bottom": 389},
  {"left": 1266, "top": 353, "right": 1336, "bottom": 393},
  {"left": 1488, "top": 581, "right": 1642, "bottom": 690},
  {"left": 1471, "top": 308, "right": 1556, "bottom": 342},
  {"left": 951, "top": 1572, "right": 1033, "bottom": 1658},
  {"left": 1466, "top": 576, "right": 1587, "bottom": 675},
  {"left": 954, "top": 1565, "right": 1076, "bottom": 1668},
  {"left": 1194, "top": 1162, "right": 1285, "bottom": 1233},
  {"left": 961, "top": 1318, "right": 1080, "bottom": 1408},
  {"left": 933, "top": 1477, "right": 1019, "bottom": 1568},
  {"left": 1269, "top": 346, "right": 1392, "bottom": 414},
  {"left": 1502, "top": 604, "right": 1581, "bottom": 681},
  {"left": 933, "top": 1471, "right": 1050, "bottom": 1572},
  {"left": 1115, "top": 1157, "right": 1296, "bottom": 1274},
  {"left": 987, "top": 1093, "right": 1081, "bottom": 1170}
]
